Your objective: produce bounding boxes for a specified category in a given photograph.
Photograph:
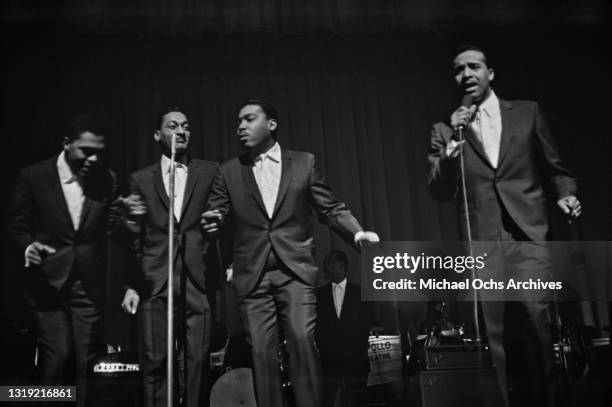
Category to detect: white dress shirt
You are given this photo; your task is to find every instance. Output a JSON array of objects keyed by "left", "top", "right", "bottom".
[
  {"left": 332, "top": 278, "right": 347, "bottom": 318},
  {"left": 57, "top": 151, "right": 86, "bottom": 230},
  {"left": 161, "top": 155, "right": 188, "bottom": 221},
  {"left": 251, "top": 142, "right": 368, "bottom": 243},
  {"left": 25, "top": 151, "right": 93, "bottom": 266},
  {"left": 471, "top": 90, "right": 502, "bottom": 168},
  {"left": 252, "top": 142, "right": 282, "bottom": 218}
]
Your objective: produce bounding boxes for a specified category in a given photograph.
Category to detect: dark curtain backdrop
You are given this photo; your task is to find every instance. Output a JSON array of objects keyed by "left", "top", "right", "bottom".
[
  {"left": 2, "top": 0, "right": 607, "bottom": 35},
  {"left": 1, "top": 7, "right": 610, "bottom": 347}
]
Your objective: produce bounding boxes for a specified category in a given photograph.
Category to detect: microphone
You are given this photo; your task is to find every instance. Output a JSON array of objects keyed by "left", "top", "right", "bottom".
[
  {"left": 171, "top": 133, "right": 177, "bottom": 157},
  {"left": 456, "top": 94, "right": 476, "bottom": 132},
  {"left": 461, "top": 93, "right": 473, "bottom": 109},
  {"left": 456, "top": 93, "right": 481, "bottom": 342}
]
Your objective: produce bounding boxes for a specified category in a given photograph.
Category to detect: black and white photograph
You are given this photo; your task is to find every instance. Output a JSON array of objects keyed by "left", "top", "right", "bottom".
[{"left": 1, "top": 1, "right": 610, "bottom": 406}]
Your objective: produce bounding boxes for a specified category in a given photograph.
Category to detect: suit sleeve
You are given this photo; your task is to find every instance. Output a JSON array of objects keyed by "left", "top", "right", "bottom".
[
  {"left": 308, "top": 154, "right": 363, "bottom": 244},
  {"left": 122, "top": 248, "right": 144, "bottom": 295},
  {"left": 533, "top": 102, "right": 578, "bottom": 199},
  {"left": 108, "top": 173, "right": 145, "bottom": 294},
  {"left": 8, "top": 168, "right": 36, "bottom": 253},
  {"left": 427, "top": 122, "right": 460, "bottom": 201},
  {"left": 206, "top": 165, "right": 231, "bottom": 220},
  {"left": 205, "top": 165, "right": 234, "bottom": 277},
  {"left": 109, "top": 173, "right": 145, "bottom": 242}
]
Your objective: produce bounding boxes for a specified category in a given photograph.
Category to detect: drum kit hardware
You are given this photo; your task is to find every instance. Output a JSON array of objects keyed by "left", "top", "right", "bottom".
[{"left": 209, "top": 328, "right": 294, "bottom": 407}]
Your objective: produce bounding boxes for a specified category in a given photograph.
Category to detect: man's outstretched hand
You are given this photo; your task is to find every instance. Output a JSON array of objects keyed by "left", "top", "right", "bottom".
[
  {"left": 355, "top": 231, "right": 380, "bottom": 248},
  {"left": 557, "top": 196, "right": 582, "bottom": 218}
]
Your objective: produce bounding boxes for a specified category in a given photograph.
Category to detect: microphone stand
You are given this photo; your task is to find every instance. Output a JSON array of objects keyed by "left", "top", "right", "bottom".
[
  {"left": 167, "top": 133, "right": 177, "bottom": 407},
  {"left": 457, "top": 125, "right": 482, "bottom": 342}
]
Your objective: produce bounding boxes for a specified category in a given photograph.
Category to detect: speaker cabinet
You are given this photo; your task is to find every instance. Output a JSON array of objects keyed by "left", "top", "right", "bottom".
[{"left": 409, "top": 368, "right": 505, "bottom": 407}]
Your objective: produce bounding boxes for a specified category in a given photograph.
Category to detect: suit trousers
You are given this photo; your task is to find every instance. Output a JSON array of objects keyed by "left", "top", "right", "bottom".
[
  {"left": 29, "top": 269, "right": 102, "bottom": 407},
  {"left": 480, "top": 210, "right": 555, "bottom": 407},
  {"left": 239, "top": 265, "right": 321, "bottom": 407},
  {"left": 140, "top": 260, "right": 211, "bottom": 407}
]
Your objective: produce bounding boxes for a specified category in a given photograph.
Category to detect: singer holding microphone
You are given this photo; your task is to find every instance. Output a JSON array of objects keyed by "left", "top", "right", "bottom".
[
  {"left": 427, "top": 45, "right": 581, "bottom": 407},
  {"left": 115, "top": 107, "right": 219, "bottom": 407}
]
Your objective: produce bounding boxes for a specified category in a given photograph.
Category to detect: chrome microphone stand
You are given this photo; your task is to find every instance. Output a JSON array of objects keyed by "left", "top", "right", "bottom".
[
  {"left": 167, "top": 133, "right": 177, "bottom": 407},
  {"left": 457, "top": 125, "right": 481, "bottom": 342}
]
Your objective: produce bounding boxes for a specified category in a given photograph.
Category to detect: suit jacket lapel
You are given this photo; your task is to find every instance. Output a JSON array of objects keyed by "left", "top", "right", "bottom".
[
  {"left": 463, "top": 125, "right": 494, "bottom": 170},
  {"left": 180, "top": 159, "right": 200, "bottom": 221},
  {"left": 325, "top": 283, "right": 340, "bottom": 320},
  {"left": 48, "top": 157, "right": 74, "bottom": 232},
  {"left": 240, "top": 154, "right": 267, "bottom": 216},
  {"left": 153, "top": 163, "right": 170, "bottom": 210},
  {"left": 339, "top": 283, "right": 354, "bottom": 320},
  {"left": 271, "top": 149, "right": 292, "bottom": 220},
  {"left": 497, "top": 99, "right": 514, "bottom": 169},
  {"left": 78, "top": 196, "right": 92, "bottom": 231}
]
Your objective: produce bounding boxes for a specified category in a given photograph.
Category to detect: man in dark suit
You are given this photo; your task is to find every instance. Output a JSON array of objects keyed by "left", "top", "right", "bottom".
[
  {"left": 316, "top": 250, "right": 370, "bottom": 407},
  {"left": 8, "top": 114, "right": 116, "bottom": 407},
  {"left": 202, "top": 99, "right": 379, "bottom": 407},
  {"left": 427, "top": 45, "right": 581, "bottom": 406},
  {"left": 116, "top": 107, "right": 218, "bottom": 407}
]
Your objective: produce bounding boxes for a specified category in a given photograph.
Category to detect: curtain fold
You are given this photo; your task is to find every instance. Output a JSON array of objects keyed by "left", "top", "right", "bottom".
[{"left": 2, "top": 0, "right": 609, "bottom": 36}]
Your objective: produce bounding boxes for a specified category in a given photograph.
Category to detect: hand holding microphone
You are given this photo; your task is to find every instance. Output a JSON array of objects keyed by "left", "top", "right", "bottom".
[
  {"left": 451, "top": 106, "right": 477, "bottom": 131},
  {"left": 446, "top": 94, "right": 476, "bottom": 159},
  {"left": 451, "top": 94, "right": 477, "bottom": 131}
]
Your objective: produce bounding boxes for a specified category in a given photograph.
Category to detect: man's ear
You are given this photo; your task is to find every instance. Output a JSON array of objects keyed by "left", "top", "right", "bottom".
[
  {"left": 268, "top": 119, "right": 278, "bottom": 132},
  {"left": 488, "top": 68, "right": 495, "bottom": 82},
  {"left": 62, "top": 137, "right": 70, "bottom": 150},
  {"left": 153, "top": 130, "right": 161, "bottom": 142}
]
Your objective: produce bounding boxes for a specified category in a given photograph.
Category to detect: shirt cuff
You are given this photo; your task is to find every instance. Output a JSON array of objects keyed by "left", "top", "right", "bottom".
[
  {"left": 354, "top": 231, "right": 365, "bottom": 245},
  {"left": 24, "top": 243, "right": 35, "bottom": 267}
]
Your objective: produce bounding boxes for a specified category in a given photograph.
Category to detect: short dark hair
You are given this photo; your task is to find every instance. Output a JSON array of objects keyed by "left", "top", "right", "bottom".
[
  {"left": 238, "top": 99, "right": 279, "bottom": 138},
  {"left": 67, "top": 114, "right": 104, "bottom": 141},
  {"left": 324, "top": 250, "right": 348, "bottom": 268},
  {"left": 455, "top": 44, "right": 490, "bottom": 67},
  {"left": 156, "top": 106, "right": 187, "bottom": 130}
]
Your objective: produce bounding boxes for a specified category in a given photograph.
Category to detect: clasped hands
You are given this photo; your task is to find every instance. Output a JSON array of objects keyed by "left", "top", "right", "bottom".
[{"left": 118, "top": 193, "right": 147, "bottom": 217}]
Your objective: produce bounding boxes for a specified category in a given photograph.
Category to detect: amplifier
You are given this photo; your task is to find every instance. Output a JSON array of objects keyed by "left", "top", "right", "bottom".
[
  {"left": 409, "top": 368, "right": 505, "bottom": 407},
  {"left": 419, "top": 344, "right": 493, "bottom": 370}
]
